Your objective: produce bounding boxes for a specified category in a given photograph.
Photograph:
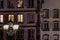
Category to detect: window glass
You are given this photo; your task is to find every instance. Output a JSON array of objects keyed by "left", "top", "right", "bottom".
[
  {"left": 17, "top": 0, "right": 23, "bottom": 8},
  {"left": 8, "top": 15, "right": 14, "bottom": 22},
  {"left": 27, "top": 0, "right": 34, "bottom": 8},
  {"left": 0, "top": 15, "right": 3, "bottom": 23},
  {"left": 18, "top": 14, "right": 23, "bottom": 22},
  {"left": 53, "top": 9, "right": 59, "bottom": 18}
]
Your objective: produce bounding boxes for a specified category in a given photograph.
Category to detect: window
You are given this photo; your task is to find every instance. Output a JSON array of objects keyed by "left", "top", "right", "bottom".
[
  {"left": 0, "top": 30, "right": 3, "bottom": 40},
  {"left": 0, "top": 1, "right": 3, "bottom": 8},
  {"left": 53, "top": 34, "right": 59, "bottom": 40},
  {"left": 42, "top": 34, "right": 49, "bottom": 40},
  {"left": 43, "top": 9, "right": 49, "bottom": 18},
  {"left": 7, "top": 0, "right": 14, "bottom": 8},
  {"left": 28, "top": 29, "right": 35, "bottom": 40},
  {"left": 53, "top": 21, "right": 59, "bottom": 31},
  {"left": 53, "top": 9, "right": 59, "bottom": 18},
  {"left": 42, "top": 21, "right": 49, "bottom": 31},
  {"left": 0, "top": 15, "right": 3, "bottom": 23},
  {"left": 18, "top": 14, "right": 23, "bottom": 22},
  {"left": 17, "top": 0, "right": 23, "bottom": 8},
  {"left": 8, "top": 15, "right": 14, "bottom": 22},
  {"left": 27, "top": 13, "right": 34, "bottom": 23},
  {"left": 27, "top": 0, "right": 34, "bottom": 8},
  {"left": 16, "top": 29, "right": 24, "bottom": 40}
]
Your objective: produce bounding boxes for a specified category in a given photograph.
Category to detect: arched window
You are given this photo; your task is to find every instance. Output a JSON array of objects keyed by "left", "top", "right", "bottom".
[
  {"left": 42, "top": 21, "right": 49, "bottom": 31},
  {"left": 43, "top": 9, "right": 49, "bottom": 18},
  {"left": 53, "top": 34, "right": 59, "bottom": 40},
  {"left": 53, "top": 21, "right": 59, "bottom": 31},
  {"left": 42, "top": 34, "right": 49, "bottom": 40},
  {"left": 53, "top": 9, "right": 59, "bottom": 18}
]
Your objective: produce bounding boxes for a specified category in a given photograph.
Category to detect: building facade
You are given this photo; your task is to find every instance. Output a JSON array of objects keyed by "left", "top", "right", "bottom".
[
  {"left": 41, "top": 0, "right": 60, "bottom": 40},
  {"left": 0, "top": 0, "right": 38, "bottom": 40}
]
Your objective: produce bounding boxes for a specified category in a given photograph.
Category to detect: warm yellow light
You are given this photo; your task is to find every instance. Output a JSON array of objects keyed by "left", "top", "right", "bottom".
[
  {"left": 8, "top": 15, "right": 14, "bottom": 22},
  {"left": 17, "top": 0, "right": 23, "bottom": 7},
  {"left": 18, "top": 15, "right": 23, "bottom": 22}
]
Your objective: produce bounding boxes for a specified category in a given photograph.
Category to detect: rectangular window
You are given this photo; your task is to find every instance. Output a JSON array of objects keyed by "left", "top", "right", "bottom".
[
  {"left": 8, "top": 15, "right": 14, "bottom": 22},
  {"left": 53, "top": 9, "right": 59, "bottom": 18},
  {"left": 7, "top": 0, "right": 14, "bottom": 8},
  {"left": 16, "top": 29, "right": 24, "bottom": 40},
  {"left": 18, "top": 14, "right": 23, "bottom": 22},
  {"left": 43, "top": 9, "right": 49, "bottom": 18},
  {"left": 53, "top": 21, "right": 59, "bottom": 31},
  {"left": 27, "top": 0, "right": 34, "bottom": 8},
  {"left": 0, "top": 1, "right": 3, "bottom": 8},
  {"left": 17, "top": 0, "right": 23, "bottom": 8},
  {"left": 27, "top": 13, "right": 34, "bottom": 23},
  {"left": 28, "top": 29, "right": 35, "bottom": 40},
  {"left": 42, "top": 21, "right": 49, "bottom": 31},
  {"left": 0, "top": 15, "right": 3, "bottom": 23}
]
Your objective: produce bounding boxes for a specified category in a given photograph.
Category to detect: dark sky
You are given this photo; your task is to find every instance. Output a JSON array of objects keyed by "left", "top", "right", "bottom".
[{"left": 42, "top": 0, "right": 60, "bottom": 10}]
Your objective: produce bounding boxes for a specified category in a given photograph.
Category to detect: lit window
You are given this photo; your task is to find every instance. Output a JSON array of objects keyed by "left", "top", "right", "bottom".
[
  {"left": 18, "top": 14, "right": 23, "bottom": 22},
  {"left": 17, "top": 0, "right": 23, "bottom": 7},
  {"left": 0, "top": 15, "right": 3, "bottom": 23},
  {"left": 8, "top": 15, "right": 14, "bottom": 22}
]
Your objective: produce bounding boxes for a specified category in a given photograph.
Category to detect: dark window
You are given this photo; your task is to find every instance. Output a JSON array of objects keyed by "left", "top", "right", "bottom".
[
  {"left": 27, "top": 13, "right": 34, "bottom": 23},
  {"left": 42, "top": 21, "right": 49, "bottom": 31},
  {"left": 16, "top": 29, "right": 24, "bottom": 40},
  {"left": 53, "top": 34, "right": 59, "bottom": 40},
  {"left": 7, "top": 0, "right": 14, "bottom": 8},
  {"left": 27, "top": 0, "right": 34, "bottom": 8},
  {"left": 42, "top": 34, "right": 49, "bottom": 40},
  {"left": 53, "top": 9, "right": 59, "bottom": 18},
  {"left": 43, "top": 9, "right": 49, "bottom": 18},
  {"left": 0, "top": 1, "right": 3, "bottom": 8},
  {"left": 53, "top": 21, "right": 59, "bottom": 31},
  {"left": 0, "top": 30, "right": 3, "bottom": 40},
  {"left": 28, "top": 29, "right": 35, "bottom": 40}
]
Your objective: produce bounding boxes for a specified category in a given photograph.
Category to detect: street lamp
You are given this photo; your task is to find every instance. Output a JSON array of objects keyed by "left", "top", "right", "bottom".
[{"left": 3, "top": 21, "right": 19, "bottom": 36}]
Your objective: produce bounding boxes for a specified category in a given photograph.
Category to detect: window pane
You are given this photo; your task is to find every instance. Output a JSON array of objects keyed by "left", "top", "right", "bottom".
[
  {"left": 43, "top": 34, "right": 49, "bottom": 40},
  {"left": 8, "top": 15, "right": 14, "bottom": 22},
  {"left": 16, "top": 29, "right": 24, "bottom": 40},
  {"left": 17, "top": 0, "right": 23, "bottom": 8},
  {"left": 42, "top": 21, "right": 49, "bottom": 31},
  {"left": 27, "top": 13, "right": 34, "bottom": 23},
  {"left": 53, "top": 34, "right": 59, "bottom": 40},
  {"left": 27, "top": 0, "right": 34, "bottom": 8},
  {"left": 7, "top": 0, "right": 14, "bottom": 8},
  {"left": 43, "top": 9, "right": 49, "bottom": 18},
  {"left": 18, "top": 14, "right": 23, "bottom": 22},
  {"left": 0, "top": 1, "right": 3, "bottom": 8},
  {"left": 0, "top": 15, "right": 3, "bottom": 23},
  {"left": 53, "top": 9, "right": 59, "bottom": 18},
  {"left": 53, "top": 21, "right": 59, "bottom": 31},
  {"left": 28, "top": 29, "right": 35, "bottom": 40}
]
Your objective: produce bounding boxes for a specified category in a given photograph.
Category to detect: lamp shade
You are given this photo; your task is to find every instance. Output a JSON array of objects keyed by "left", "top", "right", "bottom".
[
  {"left": 13, "top": 25, "right": 19, "bottom": 30},
  {"left": 3, "top": 25, "right": 9, "bottom": 30}
]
